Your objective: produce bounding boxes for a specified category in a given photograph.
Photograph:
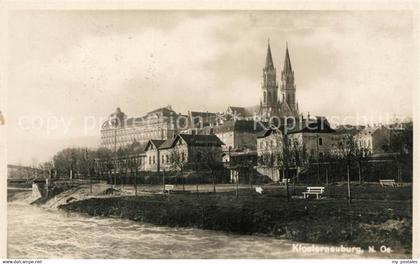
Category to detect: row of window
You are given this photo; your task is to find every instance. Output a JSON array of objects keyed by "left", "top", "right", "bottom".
[
  {"left": 148, "top": 152, "right": 186, "bottom": 165},
  {"left": 258, "top": 137, "right": 324, "bottom": 150}
]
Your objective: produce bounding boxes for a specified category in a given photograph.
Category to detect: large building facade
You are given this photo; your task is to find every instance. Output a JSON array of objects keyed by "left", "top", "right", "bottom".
[{"left": 100, "top": 106, "right": 186, "bottom": 150}]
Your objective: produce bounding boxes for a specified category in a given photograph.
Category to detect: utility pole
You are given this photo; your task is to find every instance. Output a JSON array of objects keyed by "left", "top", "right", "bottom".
[
  {"left": 316, "top": 133, "right": 320, "bottom": 184},
  {"left": 133, "top": 156, "right": 138, "bottom": 196},
  {"left": 162, "top": 169, "right": 166, "bottom": 193},
  {"left": 325, "top": 165, "right": 329, "bottom": 185},
  {"left": 347, "top": 164, "right": 351, "bottom": 204},
  {"left": 85, "top": 148, "right": 92, "bottom": 194}
]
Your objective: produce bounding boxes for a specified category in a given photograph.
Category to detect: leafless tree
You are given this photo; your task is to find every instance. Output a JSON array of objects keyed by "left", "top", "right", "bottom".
[{"left": 169, "top": 148, "right": 187, "bottom": 191}]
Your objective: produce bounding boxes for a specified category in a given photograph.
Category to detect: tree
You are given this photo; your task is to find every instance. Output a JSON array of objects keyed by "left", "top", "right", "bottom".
[
  {"left": 389, "top": 123, "right": 413, "bottom": 182},
  {"left": 169, "top": 148, "right": 187, "bottom": 191},
  {"left": 39, "top": 161, "right": 54, "bottom": 179},
  {"left": 335, "top": 133, "right": 368, "bottom": 203},
  {"left": 198, "top": 147, "right": 224, "bottom": 193}
]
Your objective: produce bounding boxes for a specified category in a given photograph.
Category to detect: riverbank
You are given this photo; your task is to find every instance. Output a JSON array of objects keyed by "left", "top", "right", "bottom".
[{"left": 59, "top": 184, "right": 412, "bottom": 255}]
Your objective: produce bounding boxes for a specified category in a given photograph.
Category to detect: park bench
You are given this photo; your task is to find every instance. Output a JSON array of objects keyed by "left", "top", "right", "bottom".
[
  {"left": 255, "top": 186, "right": 263, "bottom": 194},
  {"left": 379, "top": 179, "right": 396, "bottom": 187},
  {"left": 164, "top": 184, "right": 174, "bottom": 194},
  {"left": 302, "top": 186, "right": 325, "bottom": 199}
]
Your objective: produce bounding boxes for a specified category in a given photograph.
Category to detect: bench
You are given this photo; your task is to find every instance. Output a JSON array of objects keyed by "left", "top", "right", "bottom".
[
  {"left": 164, "top": 184, "right": 174, "bottom": 194},
  {"left": 302, "top": 186, "right": 325, "bottom": 199},
  {"left": 255, "top": 186, "right": 263, "bottom": 194},
  {"left": 380, "top": 179, "right": 396, "bottom": 187}
]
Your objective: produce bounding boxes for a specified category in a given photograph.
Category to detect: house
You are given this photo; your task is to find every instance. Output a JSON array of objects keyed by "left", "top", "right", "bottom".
[
  {"left": 200, "top": 119, "right": 267, "bottom": 152},
  {"left": 256, "top": 129, "right": 284, "bottom": 182},
  {"left": 255, "top": 116, "right": 336, "bottom": 182},
  {"left": 144, "top": 134, "right": 225, "bottom": 172},
  {"left": 223, "top": 150, "right": 258, "bottom": 183},
  {"left": 287, "top": 116, "right": 336, "bottom": 159},
  {"left": 355, "top": 126, "right": 391, "bottom": 154},
  {"left": 144, "top": 139, "right": 166, "bottom": 172}
]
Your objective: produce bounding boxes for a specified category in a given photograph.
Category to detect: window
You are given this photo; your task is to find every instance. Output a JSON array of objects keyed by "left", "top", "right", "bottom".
[
  {"left": 166, "top": 155, "right": 169, "bottom": 163},
  {"left": 149, "top": 156, "right": 151, "bottom": 164},
  {"left": 161, "top": 155, "right": 165, "bottom": 164},
  {"left": 318, "top": 137, "right": 323, "bottom": 146},
  {"left": 153, "top": 156, "right": 156, "bottom": 164},
  {"left": 181, "top": 152, "right": 185, "bottom": 162}
]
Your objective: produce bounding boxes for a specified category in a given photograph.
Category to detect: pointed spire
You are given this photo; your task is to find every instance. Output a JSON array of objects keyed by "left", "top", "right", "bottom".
[
  {"left": 265, "top": 39, "right": 274, "bottom": 69},
  {"left": 283, "top": 42, "right": 292, "bottom": 72}
]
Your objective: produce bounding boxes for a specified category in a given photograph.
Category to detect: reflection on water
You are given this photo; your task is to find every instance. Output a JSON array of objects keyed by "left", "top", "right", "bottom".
[{"left": 7, "top": 199, "right": 398, "bottom": 259}]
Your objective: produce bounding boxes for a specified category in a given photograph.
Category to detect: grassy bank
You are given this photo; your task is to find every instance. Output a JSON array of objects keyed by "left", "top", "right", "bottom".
[{"left": 59, "top": 184, "right": 412, "bottom": 254}]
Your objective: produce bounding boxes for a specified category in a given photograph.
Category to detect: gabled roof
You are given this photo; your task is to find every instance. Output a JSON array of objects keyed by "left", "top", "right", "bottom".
[
  {"left": 227, "top": 105, "right": 260, "bottom": 118},
  {"left": 144, "top": 139, "right": 166, "bottom": 151},
  {"left": 256, "top": 129, "right": 272, "bottom": 138},
  {"left": 256, "top": 128, "right": 283, "bottom": 139},
  {"left": 159, "top": 134, "right": 225, "bottom": 150},
  {"left": 287, "top": 117, "right": 336, "bottom": 134},
  {"left": 203, "top": 119, "right": 266, "bottom": 134},
  {"left": 158, "top": 137, "right": 178, "bottom": 150}
]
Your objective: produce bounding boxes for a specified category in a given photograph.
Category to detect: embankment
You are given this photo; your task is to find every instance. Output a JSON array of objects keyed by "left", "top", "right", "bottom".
[{"left": 59, "top": 192, "right": 412, "bottom": 254}]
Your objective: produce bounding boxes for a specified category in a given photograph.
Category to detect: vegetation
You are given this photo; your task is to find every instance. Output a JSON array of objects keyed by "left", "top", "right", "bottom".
[{"left": 59, "top": 184, "right": 412, "bottom": 254}]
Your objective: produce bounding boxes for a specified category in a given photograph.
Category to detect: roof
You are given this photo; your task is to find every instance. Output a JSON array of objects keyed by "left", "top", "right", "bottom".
[
  {"left": 189, "top": 111, "right": 218, "bottom": 126},
  {"left": 227, "top": 105, "right": 260, "bottom": 118},
  {"left": 144, "top": 139, "right": 166, "bottom": 151},
  {"left": 158, "top": 137, "right": 177, "bottom": 150},
  {"left": 102, "top": 106, "right": 178, "bottom": 130},
  {"left": 287, "top": 117, "right": 335, "bottom": 134},
  {"left": 334, "top": 125, "right": 365, "bottom": 135},
  {"left": 257, "top": 117, "right": 335, "bottom": 137},
  {"left": 190, "top": 111, "right": 217, "bottom": 117},
  {"left": 147, "top": 107, "right": 177, "bottom": 117},
  {"left": 256, "top": 129, "right": 272, "bottom": 138},
  {"left": 256, "top": 128, "right": 284, "bottom": 139},
  {"left": 198, "top": 119, "right": 268, "bottom": 135},
  {"left": 159, "top": 134, "right": 225, "bottom": 150}
]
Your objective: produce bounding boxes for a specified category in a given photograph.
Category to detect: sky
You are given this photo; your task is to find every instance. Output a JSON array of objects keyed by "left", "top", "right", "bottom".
[{"left": 6, "top": 10, "right": 417, "bottom": 165}]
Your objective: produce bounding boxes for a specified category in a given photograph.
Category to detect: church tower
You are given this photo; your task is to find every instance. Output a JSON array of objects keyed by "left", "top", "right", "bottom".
[
  {"left": 280, "top": 43, "right": 297, "bottom": 112},
  {"left": 260, "top": 41, "right": 279, "bottom": 119}
]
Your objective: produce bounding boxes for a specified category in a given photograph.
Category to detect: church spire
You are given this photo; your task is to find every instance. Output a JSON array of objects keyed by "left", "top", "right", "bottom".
[
  {"left": 265, "top": 40, "right": 274, "bottom": 69},
  {"left": 283, "top": 42, "right": 292, "bottom": 72}
]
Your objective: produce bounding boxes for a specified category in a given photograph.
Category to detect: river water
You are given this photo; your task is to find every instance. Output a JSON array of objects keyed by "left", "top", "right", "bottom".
[{"left": 7, "top": 195, "right": 399, "bottom": 259}]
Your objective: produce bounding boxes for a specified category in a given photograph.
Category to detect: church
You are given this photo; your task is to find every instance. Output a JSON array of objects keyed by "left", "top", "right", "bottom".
[{"left": 225, "top": 41, "right": 300, "bottom": 121}]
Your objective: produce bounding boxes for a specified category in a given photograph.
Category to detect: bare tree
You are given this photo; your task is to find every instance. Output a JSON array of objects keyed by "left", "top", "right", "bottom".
[
  {"left": 335, "top": 133, "right": 366, "bottom": 204},
  {"left": 169, "top": 148, "right": 187, "bottom": 191},
  {"left": 198, "top": 147, "right": 223, "bottom": 193}
]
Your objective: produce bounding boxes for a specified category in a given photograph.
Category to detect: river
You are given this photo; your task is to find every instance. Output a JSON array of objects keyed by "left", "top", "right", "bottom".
[{"left": 7, "top": 193, "right": 396, "bottom": 259}]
